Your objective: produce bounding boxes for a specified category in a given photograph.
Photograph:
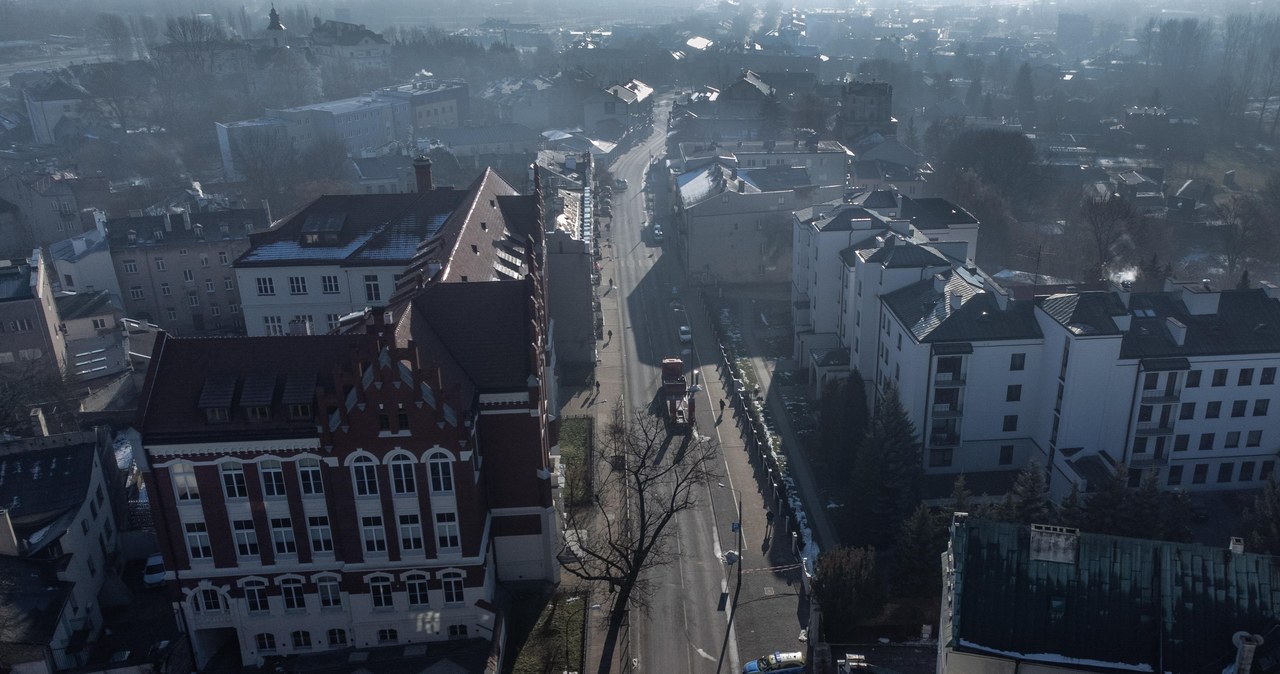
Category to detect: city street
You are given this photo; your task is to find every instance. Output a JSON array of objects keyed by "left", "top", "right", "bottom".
[{"left": 593, "top": 94, "right": 808, "bottom": 674}]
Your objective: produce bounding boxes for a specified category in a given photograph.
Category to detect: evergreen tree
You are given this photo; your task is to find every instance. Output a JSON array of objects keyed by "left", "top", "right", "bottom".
[
  {"left": 1237, "top": 269, "right": 1252, "bottom": 290},
  {"left": 948, "top": 474, "right": 972, "bottom": 515},
  {"left": 1083, "top": 464, "right": 1132, "bottom": 536},
  {"left": 813, "top": 546, "right": 887, "bottom": 642},
  {"left": 1242, "top": 479, "right": 1280, "bottom": 556},
  {"left": 1128, "top": 470, "right": 1163, "bottom": 538},
  {"left": 845, "top": 369, "right": 870, "bottom": 455},
  {"left": 1157, "top": 489, "right": 1195, "bottom": 543},
  {"left": 1057, "top": 482, "right": 1086, "bottom": 529},
  {"left": 893, "top": 504, "right": 946, "bottom": 597},
  {"left": 850, "top": 383, "right": 920, "bottom": 546},
  {"left": 995, "top": 461, "right": 1051, "bottom": 524},
  {"left": 818, "top": 377, "right": 845, "bottom": 463},
  {"left": 1013, "top": 62, "right": 1036, "bottom": 116},
  {"left": 902, "top": 116, "right": 919, "bottom": 150},
  {"left": 964, "top": 76, "right": 984, "bottom": 112}
]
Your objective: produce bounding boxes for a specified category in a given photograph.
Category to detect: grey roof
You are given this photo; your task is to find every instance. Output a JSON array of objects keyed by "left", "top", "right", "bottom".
[
  {"left": 105, "top": 208, "right": 270, "bottom": 247},
  {"left": 0, "top": 556, "right": 73, "bottom": 660},
  {"left": 1038, "top": 292, "right": 1127, "bottom": 336},
  {"left": 0, "top": 436, "right": 95, "bottom": 538},
  {"left": 48, "top": 230, "right": 108, "bottom": 264},
  {"left": 1120, "top": 288, "right": 1280, "bottom": 359},
  {"left": 55, "top": 291, "right": 114, "bottom": 321},
  {"left": 815, "top": 207, "right": 886, "bottom": 232},
  {"left": 899, "top": 196, "right": 978, "bottom": 230},
  {"left": 25, "top": 78, "right": 90, "bottom": 102},
  {"left": 353, "top": 155, "right": 411, "bottom": 181},
  {"left": 739, "top": 165, "right": 814, "bottom": 191},
  {"left": 862, "top": 236, "right": 950, "bottom": 269},
  {"left": 847, "top": 188, "right": 900, "bottom": 210},
  {"left": 0, "top": 262, "right": 33, "bottom": 303},
  {"left": 883, "top": 269, "right": 1042, "bottom": 343}
]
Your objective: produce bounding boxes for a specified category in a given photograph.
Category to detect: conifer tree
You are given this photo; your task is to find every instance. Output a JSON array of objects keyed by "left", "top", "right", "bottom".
[
  {"left": 813, "top": 546, "right": 887, "bottom": 641},
  {"left": 1243, "top": 479, "right": 1280, "bottom": 555},
  {"left": 893, "top": 504, "right": 946, "bottom": 597},
  {"left": 996, "top": 460, "right": 1052, "bottom": 524},
  {"left": 850, "top": 383, "right": 920, "bottom": 546}
]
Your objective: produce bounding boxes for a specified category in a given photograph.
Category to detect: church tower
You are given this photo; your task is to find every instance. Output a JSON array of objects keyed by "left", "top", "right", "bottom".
[{"left": 265, "top": 5, "right": 286, "bottom": 48}]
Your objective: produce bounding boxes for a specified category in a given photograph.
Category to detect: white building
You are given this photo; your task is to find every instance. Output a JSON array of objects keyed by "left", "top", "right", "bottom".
[{"left": 48, "top": 215, "right": 121, "bottom": 300}]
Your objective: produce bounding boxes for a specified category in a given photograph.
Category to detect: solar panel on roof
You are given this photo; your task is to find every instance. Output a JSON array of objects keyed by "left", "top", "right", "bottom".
[
  {"left": 282, "top": 373, "right": 316, "bottom": 404},
  {"left": 197, "top": 375, "right": 237, "bottom": 408},
  {"left": 239, "top": 373, "right": 277, "bottom": 406}
]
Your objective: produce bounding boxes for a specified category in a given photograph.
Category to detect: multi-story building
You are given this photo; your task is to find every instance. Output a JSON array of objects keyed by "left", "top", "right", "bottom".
[
  {"left": 673, "top": 138, "right": 850, "bottom": 188},
  {"left": 136, "top": 184, "right": 557, "bottom": 670},
  {"left": 0, "top": 251, "right": 66, "bottom": 375},
  {"left": 674, "top": 158, "right": 844, "bottom": 285},
  {"left": 107, "top": 206, "right": 270, "bottom": 335},
  {"left": 235, "top": 161, "right": 535, "bottom": 337},
  {"left": 939, "top": 515, "right": 1279, "bottom": 674},
  {"left": 0, "top": 170, "right": 107, "bottom": 257},
  {"left": 0, "top": 430, "right": 124, "bottom": 671},
  {"left": 23, "top": 78, "right": 92, "bottom": 146},
  {"left": 838, "top": 79, "right": 897, "bottom": 143},
  {"left": 582, "top": 79, "right": 653, "bottom": 138},
  {"left": 55, "top": 290, "right": 129, "bottom": 382},
  {"left": 794, "top": 196, "right": 1280, "bottom": 496},
  {"left": 48, "top": 215, "right": 121, "bottom": 300},
  {"left": 537, "top": 152, "right": 597, "bottom": 374},
  {"left": 377, "top": 78, "right": 470, "bottom": 135},
  {"left": 308, "top": 20, "right": 391, "bottom": 72}
]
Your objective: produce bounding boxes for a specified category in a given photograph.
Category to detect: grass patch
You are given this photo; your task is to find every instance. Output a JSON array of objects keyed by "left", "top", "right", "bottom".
[
  {"left": 560, "top": 416, "right": 593, "bottom": 509},
  {"left": 510, "top": 590, "right": 587, "bottom": 674}
]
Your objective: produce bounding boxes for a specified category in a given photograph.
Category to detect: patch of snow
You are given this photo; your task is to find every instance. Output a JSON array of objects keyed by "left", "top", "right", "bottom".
[{"left": 956, "top": 640, "right": 1154, "bottom": 672}]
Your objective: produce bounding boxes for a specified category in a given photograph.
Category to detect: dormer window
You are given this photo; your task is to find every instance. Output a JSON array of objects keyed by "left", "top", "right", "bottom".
[
  {"left": 246, "top": 406, "right": 271, "bottom": 422},
  {"left": 206, "top": 407, "right": 229, "bottom": 423},
  {"left": 127, "top": 230, "right": 137, "bottom": 243},
  {"left": 194, "top": 224, "right": 204, "bottom": 239},
  {"left": 288, "top": 403, "right": 312, "bottom": 419},
  {"left": 154, "top": 229, "right": 165, "bottom": 241}
]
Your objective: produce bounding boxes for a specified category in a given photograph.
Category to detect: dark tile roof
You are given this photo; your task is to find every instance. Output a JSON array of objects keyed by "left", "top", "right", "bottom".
[
  {"left": 862, "top": 236, "right": 950, "bottom": 269},
  {"left": 105, "top": 208, "right": 269, "bottom": 247},
  {"left": 847, "top": 188, "right": 900, "bottom": 209},
  {"left": 48, "top": 230, "right": 108, "bottom": 264},
  {"left": 949, "top": 517, "right": 1280, "bottom": 674},
  {"left": 739, "top": 166, "right": 814, "bottom": 191},
  {"left": 899, "top": 196, "right": 978, "bottom": 230},
  {"left": 1120, "top": 288, "right": 1280, "bottom": 359},
  {"left": 401, "top": 280, "right": 535, "bottom": 391},
  {"left": 0, "top": 434, "right": 95, "bottom": 530},
  {"left": 432, "top": 124, "right": 542, "bottom": 148},
  {"left": 0, "top": 556, "right": 73, "bottom": 657},
  {"left": 816, "top": 207, "right": 883, "bottom": 232},
  {"left": 1037, "top": 292, "right": 1127, "bottom": 336},
  {"left": 883, "top": 270, "right": 1042, "bottom": 343},
  {"left": 0, "top": 262, "right": 33, "bottom": 303},
  {"left": 353, "top": 155, "right": 412, "bottom": 181},
  {"left": 55, "top": 291, "right": 114, "bottom": 321}
]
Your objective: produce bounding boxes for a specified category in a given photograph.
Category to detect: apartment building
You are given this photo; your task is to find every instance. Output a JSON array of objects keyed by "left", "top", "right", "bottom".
[
  {"left": 107, "top": 206, "right": 270, "bottom": 336},
  {"left": 137, "top": 198, "right": 557, "bottom": 669},
  {"left": 0, "top": 251, "right": 65, "bottom": 375}
]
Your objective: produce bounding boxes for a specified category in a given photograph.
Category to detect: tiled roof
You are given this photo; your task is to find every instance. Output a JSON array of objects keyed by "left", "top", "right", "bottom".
[
  {"left": 432, "top": 124, "right": 542, "bottom": 148},
  {"left": 0, "top": 556, "right": 72, "bottom": 656},
  {"left": 0, "top": 262, "right": 33, "bottom": 303},
  {"left": 950, "top": 517, "right": 1280, "bottom": 674},
  {"left": 1038, "top": 292, "right": 1127, "bottom": 336},
  {"left": 862, "top": 235, "right": 950, "bottom": 269},
  {"left": 883, "top": 269, "right": 1041, "bottom": 343},
  {"left": 1120, "top": 288, "right": 1280, "bottom": 359},
  {"left": 899, "top": 196, "right": 978, "bottom": 230},
  {"left": 847, "top": 188, "right": 900, "bottom": 210},
  {"left": 48, "top": 230, "right": 108, "bottom": 264},
  {"left": 401, "top": 280, "right": 535, "bottom": 391},
  {"left": 0, "top": 435, "right": 94, "bottom": 528},
  {"left": 55, "top": 290, "right": 115, "bottom": 321},
  {"left": 105, "top": 208, "right": 269, "bottom": 247},
  {"left": 814, "top": 206, "right": 888, "bottom": 232}
]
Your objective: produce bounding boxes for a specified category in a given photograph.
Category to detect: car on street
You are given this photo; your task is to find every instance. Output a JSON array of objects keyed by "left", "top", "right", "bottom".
[
  {"left": 142, "top": 553, "right": 166, "bottom": 588},
  {"left": 743, "top": 651, "right": 806, "bottom": 674},
  {"left": 652, "top": 224, "right": 664, "bottom": 242},
  {"left": 614, "top": 178, "right": 629, "bottom": 190},
  {"left": 678, "top": 325, "right": 692, "bottom": 342}
]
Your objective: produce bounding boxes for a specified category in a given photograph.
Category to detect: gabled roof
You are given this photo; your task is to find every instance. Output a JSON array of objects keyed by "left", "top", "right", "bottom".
[
  {"left": 847, "top": 188, "right": 900, "bottom": 210},
  {"left": 1120, "top": 288, "right": 1280, "bottom": 359},
  {"left": 814, "top": 206, "right": 886, "bottom": 232},
  {"left": 949, "top": 517, "right": 1280, "bottom": 674},
  {"left": 862, "top": 235, "right": 950, "bottom": 269},
  {"left": 899, "top": 196, "right": 978, "bottom": 230},
  {"left": 0, "top": 261, "right": 34, "bottom": 303},
  {"left": 0, "top": 556, "right": 72, "bottom": 659},
  {"left": 1038, "top": 292, "right": 1127, "bottom": 336},
  {"left": 0, "top": 434, "right": 95, "bottom": 532},
  {"left": 401, "top": 280, "right": 535, "bottom": 391}
]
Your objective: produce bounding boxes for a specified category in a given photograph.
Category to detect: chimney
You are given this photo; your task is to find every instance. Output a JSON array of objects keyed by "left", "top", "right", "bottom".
[
  {"left": 738, "top": 179, "right": 745, "bottom": 193},
  {"left": 414, "top": 155, "right": 434, "bottom": 192},
  {"left": 948, "top": 291, "right": 963, "bottom": 312},
  {"left": 1166, "top": 317, "right": 1187, "bottom": 345},
  {"left": 0, "top": 510, "right": 18, "bottom": 556},
  {"left": 29, "top": 407, "right": 48, "bottom": 436},
  {"left": 1227, "top": 632, "right": 1264, "bottom": 674},
  {"left": 1230, "top": 537, "right": 1245, "bottom": 554},
  {"left": 933, "top": 273, "right": 946, "bottom": 293},
  {"left": 163, "top": 211, "right": 172, "bottom": 231}
]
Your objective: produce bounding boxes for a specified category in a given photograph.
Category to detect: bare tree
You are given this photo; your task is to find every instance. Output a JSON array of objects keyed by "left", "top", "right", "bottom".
[
  {"left": 163, "top": 16, "right": 228, "bottom": 74},
  {"left": 1074, "top": 195, "right": 1144, "bottom": 280},
  {"left": 1214, "top": 193, "right": 1273, "bottom": 280},
  {"left": 560, "top": 405, "right": 721, "bottom": 673},
  {"left": 94, "top": 13, "right": 133, "bottom": 61}
]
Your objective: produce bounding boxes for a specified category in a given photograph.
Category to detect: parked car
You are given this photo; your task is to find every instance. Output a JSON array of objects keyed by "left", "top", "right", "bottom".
[
  {"left": 142, "top": 553, "right": 166, "bottom": 588},
  {"left": 744, "top": 651, "right": 806, "bottom": 674},
  {"left": 652, "top": 225, "right": 664, "bottom": 242},
  {"left": 614, "top": 178, "right": 629, "bottom": 190},
  {"left": 679, "top": 325, "right": 692, "bottom": 342}
]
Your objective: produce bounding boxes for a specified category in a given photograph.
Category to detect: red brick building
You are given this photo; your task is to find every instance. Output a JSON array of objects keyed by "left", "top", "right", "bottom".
[{"left": 136, "top": 170, "right": 559, "bottom": 669}]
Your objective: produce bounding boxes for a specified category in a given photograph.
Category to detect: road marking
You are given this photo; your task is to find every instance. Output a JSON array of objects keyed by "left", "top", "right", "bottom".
[{"left": 695, "top": 648, "right": 717, "bottom": 662}]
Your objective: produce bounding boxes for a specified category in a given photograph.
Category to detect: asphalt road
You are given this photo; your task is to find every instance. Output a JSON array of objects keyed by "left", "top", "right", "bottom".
[{"left": 608, "top": 97, "right": 756, "bottom": 674}]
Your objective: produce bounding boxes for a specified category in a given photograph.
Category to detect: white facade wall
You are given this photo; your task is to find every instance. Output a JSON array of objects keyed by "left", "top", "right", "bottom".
[{"left": 236, "top": 266, "right": 398, "bottom": 336}]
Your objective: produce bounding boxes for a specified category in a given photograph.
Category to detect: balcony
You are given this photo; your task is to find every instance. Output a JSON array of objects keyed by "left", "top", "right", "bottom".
[
  {"left": 929, "top": 433, "right": 961, "bottom": 448},
  {"left": 1131, "top": 452, "right": 1171, "bottom": 467},
  {"left": 931, "top": 404, "right": 963, "bottom": 419},
  {"left": 1140, "top": 389, "right": 1181, "bottom": 404},
  {"left": 1135, "top": 422, "right": 1175, "bottom": 437},
  {"left": 933, "top": 372, "right": 966, "bottom": 387}
]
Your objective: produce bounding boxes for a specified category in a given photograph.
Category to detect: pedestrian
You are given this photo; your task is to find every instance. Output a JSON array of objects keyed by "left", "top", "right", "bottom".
[
  {"left": 719, "top": 398, "right": 726, "bottom": 412},
  {"left": 607, "top": 329, "right": 613, "bottom": 340},
  {"left": 595, "top": 380, "right": 601, "bottom": 394},
  {"left": 609, "top": 277, "right": 614, "bottom": 288}
]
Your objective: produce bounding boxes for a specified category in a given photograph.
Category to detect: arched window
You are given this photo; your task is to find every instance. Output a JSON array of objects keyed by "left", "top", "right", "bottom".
[
  {"left": 442, "top": 571, "right": 464, "bottom": 605},
  {"left": 351, "top": 456, "right": 378, "bottom": 496},
  {"left": 428, "top": 453, "right": 453, "bottom": 493},
  {"left": 390, "top": 455, "right": 416, "bottom": 494},
  {"left": 194, "top": 588, "right": 225, "bottom": 613},
  {"left": 405, "top": 573, "right": 429, "bottom": 606},
  {"left": 327, "top": 628, "right": 347, "bottom": 647},
  {"left": 171, "top": 461, "right": 199, "bottom": 500},
  {"left": 255, "top": 633, "right": 277, "bottom": 652},
  {"left": 291, "top": 630, "right": 312, "bottom": 649}
]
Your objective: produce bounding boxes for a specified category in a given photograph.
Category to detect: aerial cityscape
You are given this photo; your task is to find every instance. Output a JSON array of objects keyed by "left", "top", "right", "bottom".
[{"left": 1, "top": 0, "right": 1279, "bottom": 672}]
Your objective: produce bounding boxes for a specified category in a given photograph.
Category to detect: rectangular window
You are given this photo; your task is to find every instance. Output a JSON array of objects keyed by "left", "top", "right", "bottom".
[
  {"left": 318, "top": 578, "right": 342, "bottom": 608},
  {"left": 155, "top": 258, "right": 166, "bottom": 271},
  {"left": 288, "top": 276, "right": 307, "bottom": 295},
  {"left": 1167, "top": 465, "right": 1184, "bottom": 485},
  {"left": 1241, "top": 461, "right": 1257, "bottom": 481},
  {"left": 261, "top": 460, "right": 286, "bottom": 497},
  {"left": 299, "top": 459, "right": 323, "bottom": 495},
  {"left": 182, "top": 269, "right": 194, "bottom": 282},
  {"left": 1248, "top": 430, "right": 1263, "bottom": 447},
  {"left": 1010, "top": 353, "right": 1026, "bottom": 371},
  {"left": 205, "top": 279, "right": 215, "bottom": 293},
  {"left": 264, "top": 316, "right": 283, "bottom": 336},
  {"left": 256, "top": 277, "right": 276, "bottom": 296},
  {"left": 326, "top": 313, "right": 341, "bottom": 331},
  {"left": 1138, "top": 405, "right": 1153, "bottom": 423},
  {"left": 172, "top": 463, "right": 199, "bottom": 500},
  {"left": 1263, "top": 368, "right": 1277, "bottom": 385},
  {"left": 1218, "top": 463, "right": 1235, "bottom": 483},
  {"left": 1255, "top": 399, "right": 1270, "bottom": 416},
  {"left": 1002, "top": 415, "right": 1018, "bottom": 432},
  {"left": 1199, "top": 433, "right": 1215, "bottom": 451},
  {"left": 1174, "top": 434, "right": 1189, "bottom": 451},
  {"left": 1193, "top": 464, "right": 1208, "bottom": 484},
  {"left": 1180, "top": 402, "right": 1195, "bottom": 420},
  {"left": 123, "top": 260, "right": 138, "bottom": 274},
  {"left": 322, "top": 275, "right": 340, "bottom": 294},
  {"left": 407, "top": 576, "right": 429, "bottom": 606},
  {"left": 1226, "top": 431, "right": 1241, "bottom": 448},
  {"left": 1006, "top": 385, "right": 1021, "bottom": 402},
  {"left": 998, "top": 445, "right": 1014, "bottom": 465},
  {"left": 271, "top": 517, "right": 297, "bottom": 555},
  {"left": 233, "top": 520, "right": 259, "bottom": 558},
  {"left": 186, "top": 522, "right": 212, "bottom": 559},
  {"left": 353, "top": 462, "right": 378, "bottom": 496},
  {"left": 362, "top": 515, "right": 387, "bottom": 553},
  {"left": 1213, "top": 369, "right": 1228, "bottom": 387},
  {"left": 246, "top": 584, "right": 269, "bottom": 613},
  {"left": 308, "top": 515, "right": 333, "bottom": 553},
  {"left": 370, "top": 579, "right": 393, "bottom": 609},
  {"left": 1133, "top": 437, "right": 1148, "bottom": 453},
  {"left": 282, "top": 582, "right": 305, "bottom": 611},
  {"left": 1240, "top": 369, "right": 1255, "bottom": 386},
  {"left": 1206, "top": 401, "right": 1221, "bottom": 419},
  {"left": 219, "top": 251, "right": 229, "bottom": 265},
  {"left": 224, "top": 277, "right": 234, "bottom": 290},
  {"left": 187, "top": 293, "right": 199, "bottom": 307},
  {"left": 160, "top": 283, "right": 172, "bottom": 296},
  {"left": 1143, "top": 372, "right": 1158, "bottom": 390},
  {"left": 1187, "top": 370, "right": 1202, "bottom": 387},
  {"left": 221, "top": 463, "right": 248, "bottom": 498},
  {"left": 391, "top": 461, "right": 415, "bottom": 494},
  {"left": 129, "top": 286, "right": 143, "bottom": 300},
  {"left": 1232, "top": 400, "right": 1248, "bottom": 417},
  {"left": 435, "top": 512, "right": 460, "bottom": 549},
  {"left": 399, "top": 514, "right": 423, "bottom": 551},
  {"left": 364, "top": 274, "right": 381, "bottom": 302}
]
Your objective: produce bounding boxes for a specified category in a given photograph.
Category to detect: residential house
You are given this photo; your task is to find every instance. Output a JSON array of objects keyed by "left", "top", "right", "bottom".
[
  {"left": 940, "top": 515, "right": 1280, "bottom": 674},
  {"left": 0, "top": 430, "right": 124, "bottom": 672},
  {"left": 838, "top": 80, "right": 897, "bottom": 144},
  {"left": 582, "top": 79, "right": 654, "bottom": 139},
  {"left": 537, "top": 152, "right": 598, "bottom": 374},
  {"left": 351, "top": 154, "right": 416, "bottom": 195},
  {"left": 308, "top": 19, "right": 391, "bottom": 72},
  {"left": 0, "top": 251, "right": 65, "bottom": 375},
  {"left": 107, "top": 205, "right": 271, "bottom": 335},
  {"left": 377, "top": 79, "right": 470, "bottom": 135},
  {"left": 136, "top": 188, "right": 557, "bottom": 669},
  {"left": 673, "top": 139, "right": 850, "bottom": 189},
  {"left": 54, "top": 291, "right": 129, "bottom": 382},
  {"left": 0, "top": 170, "right": 108, "bottom": 256},
  {"left": 23, "top": 78, "right": 91, "bottom": 146},
  {"left": 48, "top": 214, "right": 121, "bottom": 301}
]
